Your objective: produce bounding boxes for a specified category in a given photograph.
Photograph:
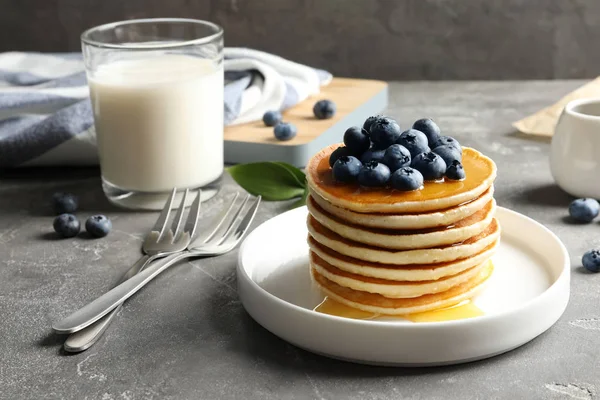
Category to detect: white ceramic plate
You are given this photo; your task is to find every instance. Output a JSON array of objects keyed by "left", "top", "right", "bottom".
[{"left": 237, "top": 206, "right": 570, "bottom": 366}]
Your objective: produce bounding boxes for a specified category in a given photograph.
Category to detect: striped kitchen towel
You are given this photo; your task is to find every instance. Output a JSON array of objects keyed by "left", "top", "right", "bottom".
[{"left": 0, "top": 49, "right": 332, "bottom": 168}]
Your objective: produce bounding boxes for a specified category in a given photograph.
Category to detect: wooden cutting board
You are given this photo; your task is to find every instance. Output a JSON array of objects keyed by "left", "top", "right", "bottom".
[{"left": 224, "top": 78, "right": 388, "bottom": 167}]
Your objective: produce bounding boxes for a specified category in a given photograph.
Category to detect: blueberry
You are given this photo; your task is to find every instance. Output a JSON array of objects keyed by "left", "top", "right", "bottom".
[
  {"left": 343, "top": 126, "right": 370, "bottom": 155},
  {"left": 363, "top": 115, "right": 383, "bottom": 133},
  {"left": 313, "top": 100, "right": 336, "bottom": 119},
  {"left": 262, "top": 110, "right": 282, "bottom": 127},
  {"left": 411, "top": 152, "right": 447, "bottom": 181},
  {"left": 383, "top": 144, "right": 411, "bottom": 172},
  {"left": 396, "top": 129, "right": 430, "bottom": 157},
  {"left": 391, "top": 167, "right": 424, "bottom": 191},
  {"left": 329, "top": 146, "right": 352, "bottom": 167},
  {"left": 446, "top": 160, "right": 466, "bottom": 181},
  {"left": 333, "top": 156, "right": 362, "bottom": 183},
  {"left": 583, "top": 250, "right": 600, "bottom": 273},
  {"left": 358, "top": 161, "right": 390, "bottom": 187},
  {"left": 370, "top": 117, "right": 402, "bottom": 149},
  {"left": 53, "top": 213, "right": 80, "bottom": 238},
  {"left": 274, "top": 122, "right": 297, "bottom": 141},
  {"left": 433, "top": 145, "right": 462, "bottom": 167},
  {"left": 412, "top": 118, "right": 441, "bottom": 146},
  {"left": 360, "top": 148, "right": 386, "bottom": 164},
  {"left": 568, "top": 198, "right": 600, "bottom": 223},
  {"left": 433, "top": 136, "right": 461, "bottom": 152},
  {"left": 52, "top": 192, "right": 78, "bottom": 214},
  {"left": 85, "top": 215, "right": 112, "bottom": 238}
]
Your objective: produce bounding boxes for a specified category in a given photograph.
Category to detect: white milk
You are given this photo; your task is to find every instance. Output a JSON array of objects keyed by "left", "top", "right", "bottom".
[{"left": 89, "top": 54, "right": 223, "bottom": 193}]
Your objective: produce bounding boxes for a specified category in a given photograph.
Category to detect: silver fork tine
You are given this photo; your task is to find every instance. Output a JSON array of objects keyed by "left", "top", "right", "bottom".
[
  {"left": 153, "top": 188, "right": 177, "bottom": 239},
  {"left": 183, "top": 189, "right": 202, "bottom": 239},
  {"left": 170, "top": 189, "right": 189, "bottom": 240},
  {"left": 192, "top": 192, "right": 240, "bottom": 245},
  {"left": 208, "top": 194, "right": 250, "bottom": 245},
  {"left": 219, "top": 196, "right": 262, "bottom": 247}
]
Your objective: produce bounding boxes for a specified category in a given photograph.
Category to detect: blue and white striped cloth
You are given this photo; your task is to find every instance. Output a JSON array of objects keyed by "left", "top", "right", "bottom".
[{"left": 0, "top": 49, "right": 332, "bottom": 168}]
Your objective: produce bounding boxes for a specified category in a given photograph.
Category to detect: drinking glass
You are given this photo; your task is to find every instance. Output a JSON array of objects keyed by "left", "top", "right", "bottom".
[{"left": 81, "top": 18, "right": 224, "bottom": 210}]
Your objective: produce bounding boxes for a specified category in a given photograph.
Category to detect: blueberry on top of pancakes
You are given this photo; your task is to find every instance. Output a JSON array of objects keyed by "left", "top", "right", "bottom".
[
  {"left": 412, "top": 118, "right": 441, "bottom": 145},
  {"left": 383, "top": 144, "right": 411, "bottom": 172},
  {"left": 343, "top": 126, "right": 370, "bottom": 156},
  {"left": 332, "top": 156, "right": 362, "bottom": 183},
  {"left": 329, "top": 146, "right": 352, "bottom": 167},
  {"left": 433, "top": 136, "right": 461, "bottom": 152},
  {"left": 397, "top": 129, "right": 430, "bottom": 158},
  {"left": 370, "top": 117, "right": 401, "bottom": 149},
  {"left": 411, "top": 152, "right": 447, "bottom": 181},
  {"left": 358, "top": 161, "right": 391, "bottom": 187}
]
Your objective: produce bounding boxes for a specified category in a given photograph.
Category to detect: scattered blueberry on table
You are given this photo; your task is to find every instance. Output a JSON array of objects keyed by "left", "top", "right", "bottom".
[
  {"left": 357, "top": 161, "right": 390, "bottom": 187},
  {"left": 369, "top": 117, "right": 402, "bottom": 149},
  {"left": 262, "top": 110, "right": 282, "bottom": 127},
  {"left": 391, "top": 167, "right": 424, "bottom": 191},
  {"left": 53, "top": 214, "right": 81, "bottom": 238},
  {"left": 313, "top": 100, "right": 336, "bottom": 120},
  {"left": 568, "top": 198, "right": 600, "bottom": 223},
  {"left": 396, "top": 129, "right": 430, "bottom": 157},
  {"left": 412, "top": 118, "right": 441, "bottom": 145},
  {"left": 343, "top": 126, "right": 370, "bottom": 155},
  {"left": 85, "top": 215, "right": 112, "bottom": 238},
  {"left": 332, "top": 156, "right": 362, "bottom": 183},
  {"left": 49, "top": 192, "right": 114, "bottom": 240},
  {"left": 274, "top": 122, "right": 297, "bottom": 141},
  {"left": 446, "top": 160, "right": 466, "bottom": 181},
  {"left": 582, "top": 250, "right": 600, "bottom": 273},
  {"left": 561, "top": 198, "right": 600, "bottom": 270},
  {"left": 52, "top": 192, "right": 78, "bottom": 214},
  {"left": 411, "top": 152, "right": 447, "bottom": 181}
]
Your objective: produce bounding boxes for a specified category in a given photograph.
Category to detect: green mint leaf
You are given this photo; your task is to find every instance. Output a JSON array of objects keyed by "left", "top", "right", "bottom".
[
  {"left": 273, "top": 162, "right": 306, "bottom": 188},
  {"left": 291, "top": 187, "right": 309, "bottom": 209},
  {"left": 228, "top": 162, "right": 306, "bottom": 201}
]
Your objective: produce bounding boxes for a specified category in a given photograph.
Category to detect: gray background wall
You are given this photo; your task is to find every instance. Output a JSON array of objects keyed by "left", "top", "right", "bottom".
[{"left": 1, "top": 0, "right": 599, "bottom": 80}]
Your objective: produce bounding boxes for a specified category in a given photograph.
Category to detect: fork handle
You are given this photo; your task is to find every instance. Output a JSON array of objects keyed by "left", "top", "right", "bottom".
[
  {"left": 63, "top": 303, "right": 122, "bottom": 352},
  {"left": 62, "top": 254, "right": 153, "bottom": 352},
  {"left": 53, "top": 252, "right": 191, "bottom": 334}
]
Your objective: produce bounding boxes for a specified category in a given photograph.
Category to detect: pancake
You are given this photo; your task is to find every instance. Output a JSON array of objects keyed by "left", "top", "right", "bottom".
[
  {"left": 310, "top": 253, "right": 490, "bottom": 298},
  {"left": 309, "top": 186, "right": 495, "bottom": 230},
  {"left": 308, "top": 235, "right": 499, "bottom": 281},
  {"left": 307, "top": 215, "right": 500, "bottom": 265},
  {"left": 311, "top": 260, "right": 494, "bottom": 315},
  {"left": 306, "top": 145, "right": 497, "bottom": 213},
  {"left": 307, "top": 195, "right": 496, "bottom": 250}
]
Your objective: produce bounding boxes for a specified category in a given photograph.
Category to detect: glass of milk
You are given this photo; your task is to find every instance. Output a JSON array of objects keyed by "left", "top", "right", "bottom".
[{"left": 81, "top": 18, "right": 223, "bottom": 210}]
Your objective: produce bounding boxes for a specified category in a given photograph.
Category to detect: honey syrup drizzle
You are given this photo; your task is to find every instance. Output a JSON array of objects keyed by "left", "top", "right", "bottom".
[
  {"left": 313, "top": 297, "right": 483, "bottom": 322},
  {"left": 314, "top": 147, "right": 494, "bottom": 205}
]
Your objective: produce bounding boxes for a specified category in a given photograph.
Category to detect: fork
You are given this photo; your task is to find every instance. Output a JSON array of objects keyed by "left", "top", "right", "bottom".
[
  {"left": 52, "top": 193, "right": 261, "bottom": 334},
  {"left": 56, "top": 188, "right": 201, "bottom": 342}
]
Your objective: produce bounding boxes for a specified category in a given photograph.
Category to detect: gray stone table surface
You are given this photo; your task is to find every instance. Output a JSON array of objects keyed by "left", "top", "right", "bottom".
[{"left": 1, "top": 80, "right": 598, "bottom": 400}]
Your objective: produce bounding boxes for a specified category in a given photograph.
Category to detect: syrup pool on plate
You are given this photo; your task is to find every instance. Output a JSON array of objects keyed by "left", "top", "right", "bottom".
[{"left": 314, "top": 297, "right": 484, "bottom": 322}]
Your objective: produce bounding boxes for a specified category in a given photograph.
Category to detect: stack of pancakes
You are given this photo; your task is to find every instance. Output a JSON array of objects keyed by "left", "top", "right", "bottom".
[{"left": 306, "top": 144, "right": 499, "bottom": 315}]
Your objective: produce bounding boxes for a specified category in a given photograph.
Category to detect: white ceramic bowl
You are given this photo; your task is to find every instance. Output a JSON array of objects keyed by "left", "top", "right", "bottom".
[
  {"left": 237, "top": 206, "right": 570, "bottom": 366},
  {"left": 551, "top": 97, "right": 600, "bottom": 199}
]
